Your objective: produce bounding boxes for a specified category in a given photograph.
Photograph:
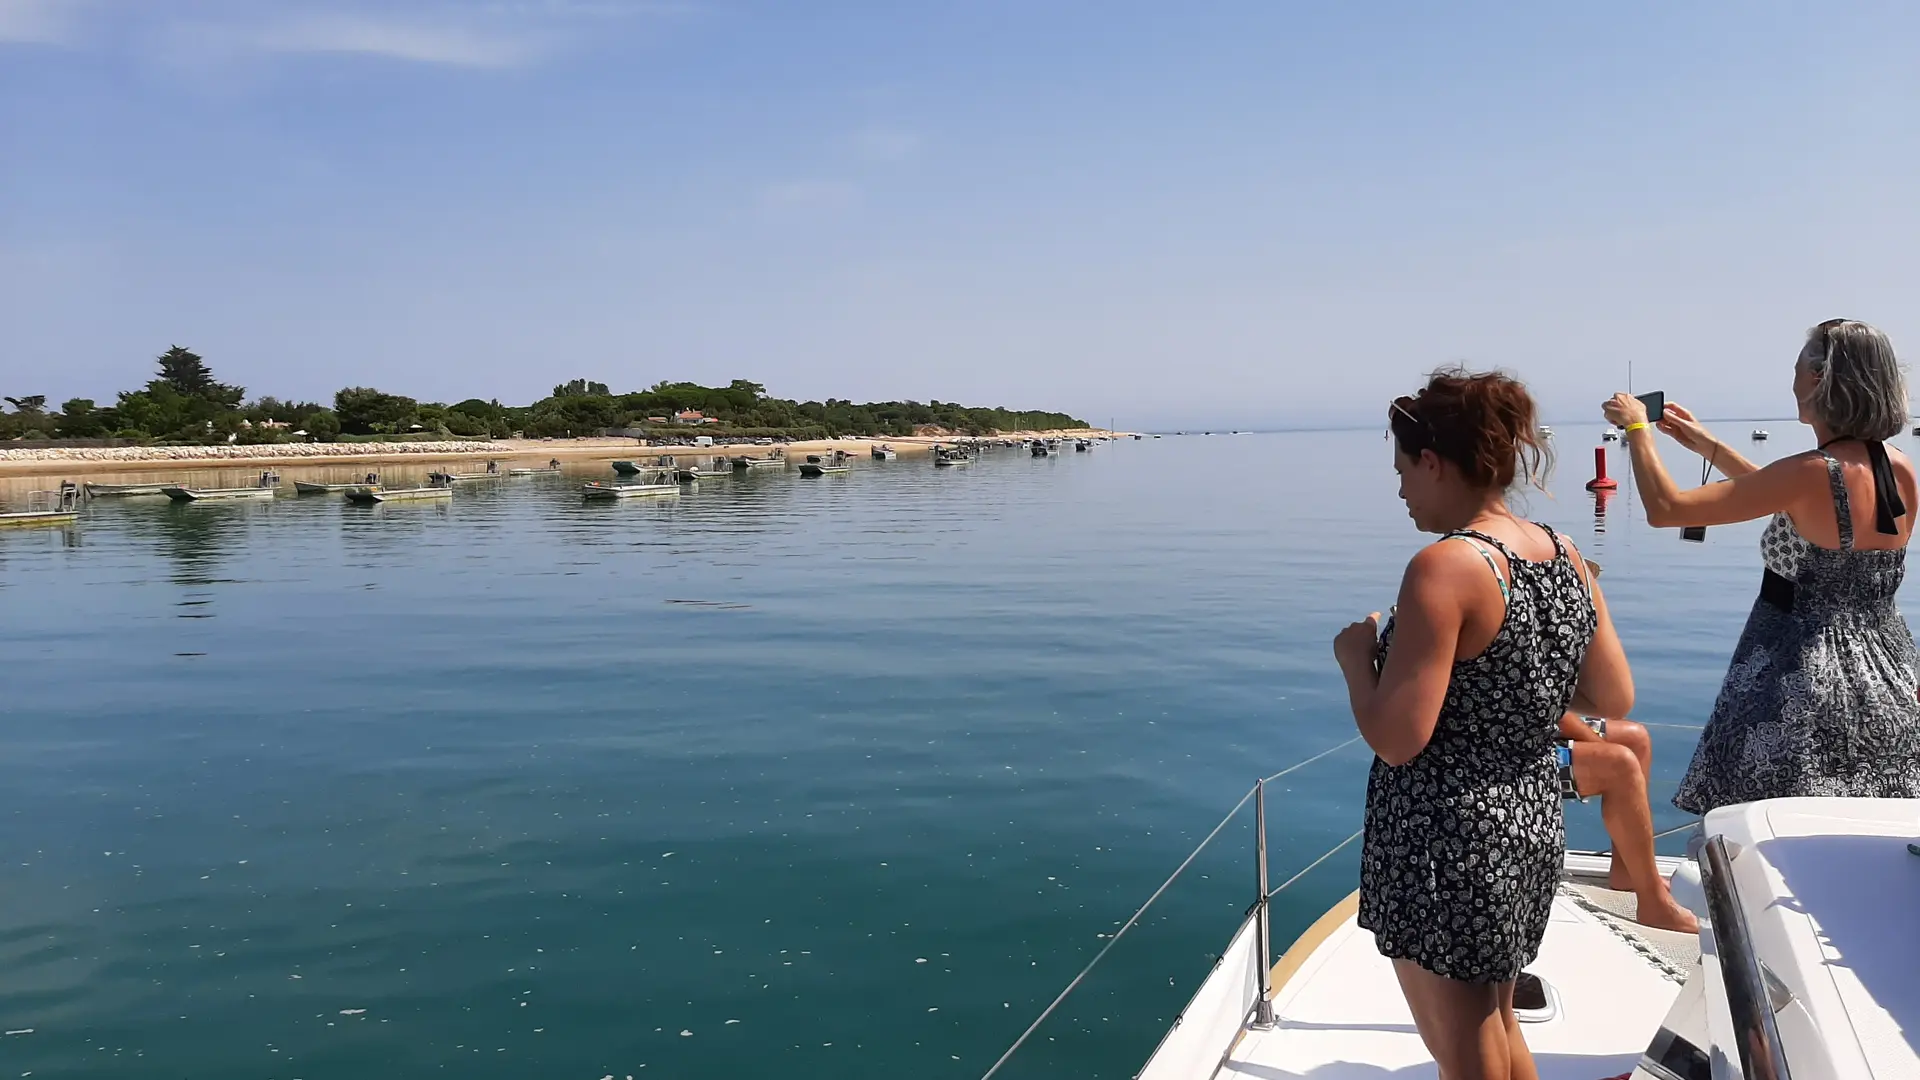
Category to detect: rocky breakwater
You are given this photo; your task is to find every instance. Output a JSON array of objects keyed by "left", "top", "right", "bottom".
[{"left": 0, "top": 441, "right": 499, "bottom": 463}]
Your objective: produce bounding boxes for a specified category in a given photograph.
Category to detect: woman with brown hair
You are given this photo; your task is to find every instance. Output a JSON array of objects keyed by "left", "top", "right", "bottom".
[{"left": 1334, "top": 367, "right": 1634, "bottom": 1080}]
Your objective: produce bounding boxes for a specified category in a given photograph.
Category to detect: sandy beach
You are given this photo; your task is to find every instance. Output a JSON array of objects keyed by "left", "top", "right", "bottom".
[{"left": 0, "top": 430, "right": 1127, "bottom": 483}]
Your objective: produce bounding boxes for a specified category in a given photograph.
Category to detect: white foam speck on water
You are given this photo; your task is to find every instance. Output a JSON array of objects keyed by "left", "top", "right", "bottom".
[
  {"left": 4, "top": 1029, "right": 33, "bottom": 1036},
  {"left": 915, "top": 957, "right": 927, "bottom": 963},
  {"left": 340, "top": 1009, "right": 366, "bottom": 1016},
  {"left": 679, "top": 1030, "right": 692, "bottom": 1037},
  {"left": 724, "top": 1019, "right": 740, "bottom": 1025}
]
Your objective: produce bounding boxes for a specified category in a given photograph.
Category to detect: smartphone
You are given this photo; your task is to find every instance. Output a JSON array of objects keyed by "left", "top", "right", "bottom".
[
  {"left": 1635, "top": 391, "right": 1666, "bottom": 424},
  {"left": 1682, "top": 525, "right": 1707, "bottom": 543}
]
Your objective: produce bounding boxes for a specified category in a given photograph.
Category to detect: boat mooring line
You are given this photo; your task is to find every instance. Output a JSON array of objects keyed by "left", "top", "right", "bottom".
[
  {"left": 1261, "top": 735, "right": 1364, "bottom": 784},
  {"left": 1265, "top": 828, "right": 1364, "bottom": 900}
]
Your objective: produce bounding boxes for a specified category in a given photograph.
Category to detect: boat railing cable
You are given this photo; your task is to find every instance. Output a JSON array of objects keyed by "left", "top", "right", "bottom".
[
  {"left": 975, "top": 738, "right": 1367, "bottom": 1080},
  {"left": 1262, "top": 735, "right": 1363, "bottom": 784}
]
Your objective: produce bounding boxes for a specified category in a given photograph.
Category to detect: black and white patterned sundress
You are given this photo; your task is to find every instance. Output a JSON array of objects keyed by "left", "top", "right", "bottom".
[
  {"left": 1358, "top": 524, "right": 1597, "bottom": 984},
  {"left": 1673, "top": 447, "right": 1920, "bottom": 814}
]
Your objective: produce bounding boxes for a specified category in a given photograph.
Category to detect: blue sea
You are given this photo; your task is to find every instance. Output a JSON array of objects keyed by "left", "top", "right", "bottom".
[{"left": 0, "top": 426, "right": 1896, "bottom": 1079}]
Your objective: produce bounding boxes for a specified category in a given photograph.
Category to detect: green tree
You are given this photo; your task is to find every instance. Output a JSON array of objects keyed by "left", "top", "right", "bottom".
[
  {"left": 334, "top": 387, "right": 419, "bottom": 434},
  {"left": 55, "top": 398, "right": 109, "bottom": 438},
  {"left": 155, "top": 346, "right": 244, "bottom": 407},
  {"left": 304, "top": 409, "right": 341, "bottom": 441},
  {"left": 5, "top": 394, "right": 46, "bottom": 415}
]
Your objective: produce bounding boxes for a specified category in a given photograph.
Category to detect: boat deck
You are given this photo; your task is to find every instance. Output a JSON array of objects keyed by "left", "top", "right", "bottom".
[{"left": 1223, "top": 883, "right": 1688, "bottom": 1080}]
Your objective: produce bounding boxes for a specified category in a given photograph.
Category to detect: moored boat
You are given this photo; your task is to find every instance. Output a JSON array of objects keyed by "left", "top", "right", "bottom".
[
  {"left": 344, "top": 483, "right": 453, "bottom": 504},
  {"left": 295, "top": 472, "right": 379, "bottom": 494},
  {"left": 0, "top": 482, "right": 81, "bottom": 527},
  {"left": 1752, "top": 429, "right": 1770, "bottom": 441},
  {"left": 1075, "top": 439, "right": 1091, "bottom": 452},
  {"left": 83, "top": 480, "right": 179, "bottom": 498},
  {"left": 162, "top": 470, "right": 280, "bottom": 502},
  {"left": 430, "top": 461, "right": 503, "bottom": 483},
  {"left": 932, "top": 445, "right": 972, "bottom": 467},
  {"left": 732, "top": 450, "right": 788, "bottom": 470},
  {"left": 871, "top": 444, "right": 897, "bottom": 460},
  {"left": 797, "top": 450, "right": 853, "bottom": 477},
  {"left": 581, "top": 479, "right": 680, "bottom": 499}
]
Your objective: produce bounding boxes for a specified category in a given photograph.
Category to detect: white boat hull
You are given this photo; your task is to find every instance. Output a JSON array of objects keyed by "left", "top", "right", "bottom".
[
  {"left": 162, "top": 486, "right": 276, "bottom": 502},
  {"left": 347, "top": 486, "right": 452, "bottom": 504},
  {"left": 582, "top": 482, "right": 679, "bottom": 500},
  {"left": 0, "top": 509, "right": 79, "bottom": 527},
  {"left": 84, "top": 482, "right": 178, "bottom": 497}
]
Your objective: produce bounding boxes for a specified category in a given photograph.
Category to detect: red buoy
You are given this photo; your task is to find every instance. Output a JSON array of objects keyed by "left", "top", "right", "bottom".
[{"left": 1586, "top": 446, "right": 1619, "bottom": 491}]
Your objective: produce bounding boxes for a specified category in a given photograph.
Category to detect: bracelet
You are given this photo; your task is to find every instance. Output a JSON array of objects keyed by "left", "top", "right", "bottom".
[{"left": 1624, "top": 422, "right": 1650, "bottom": 434}]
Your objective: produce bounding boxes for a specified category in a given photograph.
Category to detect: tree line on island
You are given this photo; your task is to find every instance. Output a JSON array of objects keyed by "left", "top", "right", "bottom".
[{"left": 2, "top": 347, "right": 1087, "bottom": 444}]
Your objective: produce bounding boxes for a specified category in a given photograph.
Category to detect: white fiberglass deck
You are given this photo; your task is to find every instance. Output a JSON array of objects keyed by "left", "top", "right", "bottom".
[{"left": 1220, "top": 890, "right": 1684, "bottom": 1080}]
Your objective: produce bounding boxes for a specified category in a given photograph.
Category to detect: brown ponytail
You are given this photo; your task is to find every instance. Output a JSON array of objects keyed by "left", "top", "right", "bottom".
[{"left": 1388, "top": 367, "right": 1549, "bottom": 490}]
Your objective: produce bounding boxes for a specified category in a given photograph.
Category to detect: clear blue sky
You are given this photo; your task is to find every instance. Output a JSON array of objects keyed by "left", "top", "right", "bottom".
[{"left": 5, "top": 2, "right": 1919, "bottom": 429}]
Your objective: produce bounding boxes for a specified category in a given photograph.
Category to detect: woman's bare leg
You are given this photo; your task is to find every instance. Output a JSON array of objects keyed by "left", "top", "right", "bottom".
[{"left": 1393, "top": 959, "right": 1515, "bottom": 1080}]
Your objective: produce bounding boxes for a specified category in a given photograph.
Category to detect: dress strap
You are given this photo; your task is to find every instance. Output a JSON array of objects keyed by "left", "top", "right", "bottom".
[
  {"left": 1820, "top": 451, "right": 1855, "bottom": 550},
  {"left": 1865, "top": 440, "right": 1907, "bottom": 536},
  {"left": 1444, "top": 531, "right": 1511, "bottom": 603}
]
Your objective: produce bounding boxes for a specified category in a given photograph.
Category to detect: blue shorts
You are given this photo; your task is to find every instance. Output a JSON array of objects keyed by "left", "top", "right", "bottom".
[{"left": 1555, "top": 717, "right": 1607, "bottom": 800}]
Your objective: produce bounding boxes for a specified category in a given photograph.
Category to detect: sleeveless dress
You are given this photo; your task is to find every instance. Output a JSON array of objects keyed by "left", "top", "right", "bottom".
[
  {"left": 1673, "top": 448, "right": 1920, "bottom": 814},
  {"left": 1358, "top": 525, "right": 1597, "bottom": 983}
]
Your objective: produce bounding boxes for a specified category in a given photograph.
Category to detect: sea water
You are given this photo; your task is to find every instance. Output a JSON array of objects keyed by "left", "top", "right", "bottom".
[{"left": 0, "top": 426, "right": 1893, "bottom": 1078}]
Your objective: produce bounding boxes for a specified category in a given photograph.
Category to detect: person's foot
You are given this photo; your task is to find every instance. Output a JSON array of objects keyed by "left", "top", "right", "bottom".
[{"left": 1635, "top": 887, "right": 1700, "bottom": 934}]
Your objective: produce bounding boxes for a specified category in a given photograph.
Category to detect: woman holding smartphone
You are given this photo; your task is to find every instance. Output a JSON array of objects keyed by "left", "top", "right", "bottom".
[
  {"left": 1334, "top": 368, "right": 1633, "bottom": 1080},
  {"left": 1602, "top": 318, "right": 1920, "bottom": 814}
]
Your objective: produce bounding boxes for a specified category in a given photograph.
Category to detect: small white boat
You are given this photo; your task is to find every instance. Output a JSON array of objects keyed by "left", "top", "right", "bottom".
[
  {"left": 797, "top": 450, "right": 853, "bottom": 477},
  {"left": 1539, "top": 425, "right": 1555, "bottom": 438},
  {"left": 871, "top": 444, "right": 897, "bottom": 460},
  {"left": 732, "top": 452, "right": 787, "bottom": 470},
  {"left": 508, "top": 461, "right": 562, "bottom": 476},
  {"left": 83, "top": 480, "right": 179, "bottom": 497},
  {"left": 581, "top": 479, "right": 679, "bottom": 500},
  {"left": 1601, "top": 428, "right": 1621, "bottom": 442},
  {"left": 1075, "top": 439, "right": 1092, "bottom": 452},
  {"left": 345, "top": 484, "right": 452, "bottom": 505},
  {"left": 932, "top": 446, "right": 972, "bottom": 467},
  {"left": 162, "top": 471, "right": 280, "bottom": 502},
  {"left": 675, "top": 457, "right": 734, "bottom": 483},
  {"left": 0, "top": 483, "right": 80, "bottom": 527},
  {"left": 1752, "top": 429, "right": 1771, "bottom": 441},
  {"left": 430, "top": 462, "right": 503, "bottom": 483}
]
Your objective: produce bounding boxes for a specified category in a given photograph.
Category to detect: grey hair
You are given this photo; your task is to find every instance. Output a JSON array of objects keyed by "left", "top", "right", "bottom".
[{"left": 1803, "top": 319, "right": 1909, "bottom": 441}]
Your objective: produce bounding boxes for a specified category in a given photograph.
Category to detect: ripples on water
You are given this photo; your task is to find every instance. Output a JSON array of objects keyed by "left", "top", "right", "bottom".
[{"left": 1, "top": 428, "right": 1905, "bottom": 1078}]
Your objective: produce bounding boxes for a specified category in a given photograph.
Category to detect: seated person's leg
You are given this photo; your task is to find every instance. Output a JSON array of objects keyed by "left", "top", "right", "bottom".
[{"left": 1568, "top": 734, "right": 1698, "bottom": 934}]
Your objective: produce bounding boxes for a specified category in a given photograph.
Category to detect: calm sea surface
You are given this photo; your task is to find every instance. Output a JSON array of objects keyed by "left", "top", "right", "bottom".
[{"left": 3, "top": 426, "right": 1907, "bottom": 1079}]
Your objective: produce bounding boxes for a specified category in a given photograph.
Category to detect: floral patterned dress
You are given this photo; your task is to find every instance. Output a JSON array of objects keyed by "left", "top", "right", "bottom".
[
  {"left": 1674, "top": 450, "right": 1920, "bottom": 814},
  {"left": 1358, "top": 524, "right": 1597, "bottom": 983}
]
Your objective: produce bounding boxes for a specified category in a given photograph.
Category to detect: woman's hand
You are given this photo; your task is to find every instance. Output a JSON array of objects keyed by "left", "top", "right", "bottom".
[
  {"left": 1334, "top": 613, "right": 1381, "bottom": 678},
  {"left": 1656, "top": 402, "right": 1716, "bottom": 457},
  {"left": 1602, "top": 392, "right": 1648, "bottom": 429}
]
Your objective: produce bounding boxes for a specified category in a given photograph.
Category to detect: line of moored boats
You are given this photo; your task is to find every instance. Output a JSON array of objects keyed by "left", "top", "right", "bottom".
[{"left": 2, "top": 436, "right": 1130, "bottom": 524}]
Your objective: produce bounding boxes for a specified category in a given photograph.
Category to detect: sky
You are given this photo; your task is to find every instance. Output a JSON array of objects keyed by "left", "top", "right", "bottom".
[{"left": 5, "top": 1, "right": 1920, "bottom": 430}]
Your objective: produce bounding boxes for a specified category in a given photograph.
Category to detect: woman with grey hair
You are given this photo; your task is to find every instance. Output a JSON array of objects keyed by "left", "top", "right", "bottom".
[{"left": 1602, "top": 318, "right": 1920, "bottom": 813}]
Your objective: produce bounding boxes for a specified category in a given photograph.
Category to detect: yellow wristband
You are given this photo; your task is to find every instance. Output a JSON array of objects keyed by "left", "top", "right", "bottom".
[{"left": 1624, "top": 422, "right": 1649, "bottom": 434}]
